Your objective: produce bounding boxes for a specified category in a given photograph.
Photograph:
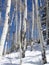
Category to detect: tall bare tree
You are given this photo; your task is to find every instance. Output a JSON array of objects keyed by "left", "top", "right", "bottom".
[
  {"left": 19, "top": 0, "right": 22, "bottom": 65},
  {"left": 21, "top": 0, "right": 27, "bottom": 58},
  {"left": 14, "top": 0, "right": 18, "bottom": 49},
  {"left": 31, "top": 0, "right": 35, "bottom": 51},
  {"left": 0, "top": 0, "right": 11, "bottom": 56},
  {"left": 35, "top": 0, "right": 47, "bottom": 64},
  {"left": 46, "top": 0, "right": 49, "bottom": 45}
]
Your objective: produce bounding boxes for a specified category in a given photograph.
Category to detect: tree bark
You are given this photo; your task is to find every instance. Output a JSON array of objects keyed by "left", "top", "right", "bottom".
[
  {"left": 35, "top": 0, "right": 47, "bottom": 64},
  {"left": 0, "top": 0, "right": 11, "bottom": 56},
  {"left": 31, "top": 0, "right": 35, "bottom": 51}
]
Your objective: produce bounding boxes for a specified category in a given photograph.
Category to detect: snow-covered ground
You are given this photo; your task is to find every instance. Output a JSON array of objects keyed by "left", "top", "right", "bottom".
[{"left": 0, "top": 43, "right": 49, "bottom": 65}]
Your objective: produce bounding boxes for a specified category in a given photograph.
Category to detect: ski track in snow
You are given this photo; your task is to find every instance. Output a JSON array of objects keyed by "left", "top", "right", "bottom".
[{"left": 0, "top": 44, "right": 49, "bottom": 65}]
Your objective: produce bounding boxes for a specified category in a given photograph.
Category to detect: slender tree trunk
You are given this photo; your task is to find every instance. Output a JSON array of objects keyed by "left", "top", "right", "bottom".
[
  {"left": 0, "top": 0, "right": 11, "bottom": 56},
  {"left": 14, "top": 0, "right": 18, "bottom": 51},
  {"left": 27, "top": 21, "right": 29, "bottom": 47},
  {"left": 31, "top": 0, "right": 35, "bottom": 51},
  {"left": 46, "top": 0, "right": 49, "bottom": 45},
  {"left": 22, "top": 0, "right": 27, "bottom": 58},
  {"left": 19, "top": 0, "right": 22, "bottom": 65},
  {"left": 35, "top": 0, "right": 47, "bottom": 64}
]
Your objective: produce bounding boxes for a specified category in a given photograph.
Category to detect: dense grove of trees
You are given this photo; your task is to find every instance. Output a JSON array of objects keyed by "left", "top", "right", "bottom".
[{"left": 1, "top": 0, "right": 49, "bottom": 64}]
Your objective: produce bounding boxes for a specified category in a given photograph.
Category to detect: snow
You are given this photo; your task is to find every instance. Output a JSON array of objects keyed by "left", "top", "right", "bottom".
[{"left": 0, "top": 43, "right": 49, "bottom": 65}]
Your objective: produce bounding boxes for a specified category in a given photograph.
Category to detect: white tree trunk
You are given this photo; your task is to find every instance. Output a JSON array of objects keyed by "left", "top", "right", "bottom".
[
  {"left": 14, "top": 0, "right": 18, "bottom": 51},
  {"left": 0, "top": 0, "right": 11, "bottom": 56},
  {"left": 31, "top": 0, "right": 35, "bottom": 51},
  {"left": 35, "top": 0, "right": 47, "bottom": 64},
  {"left": 19, "top": 0, "right": 22, "bottom": 65},
  {"left": 20, "top": 0, "right": 27, "bottom": 58},
  {"left": 27, "top": 22, "right": 29, "bottom": 46},
  {"left": 46, "top": 0, "right": 49, "bottom": 44},
  {"left": 23, "top": 0, "right": 27, "bottom": 51}
]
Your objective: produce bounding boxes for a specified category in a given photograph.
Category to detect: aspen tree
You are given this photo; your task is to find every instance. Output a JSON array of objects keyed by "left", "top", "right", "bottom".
[
  {"left": 46, "top": 0, "right": 49, "bottom": 45},
  {"left": 26, "top": 21, "right": 29, "bottom": 47},
  {"left": 35, "top": 0, "right": 47, "bottom": 64},
  {"left": 19, "top": 0, "right": 22, "bottom": 65},
  {"left": 31, "top": 0, "right": 35, "bottom": 51},
  {"left": 0, "top": 0, "right": 11, "bottom": 56},
  {"left": 11, "top": 0, "right": 18, "bottom": 52},
  {"left": 22, "top": 0, "right": 27, "bottom": 58},
  {"left": 14, "top": 0, "right": 18, "bottom": 49}
]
